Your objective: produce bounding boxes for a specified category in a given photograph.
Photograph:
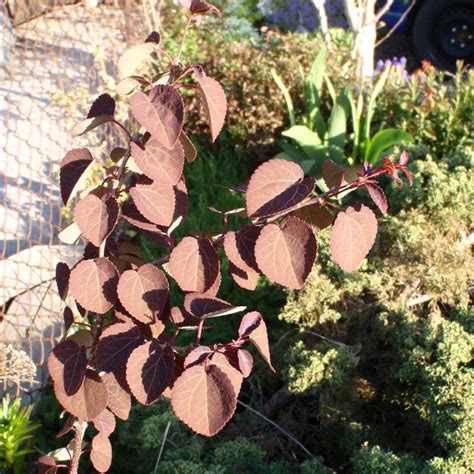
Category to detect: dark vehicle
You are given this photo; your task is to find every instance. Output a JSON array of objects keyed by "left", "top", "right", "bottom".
[{"left": 384, "top": 0, "right": 474, "bottom": 71}]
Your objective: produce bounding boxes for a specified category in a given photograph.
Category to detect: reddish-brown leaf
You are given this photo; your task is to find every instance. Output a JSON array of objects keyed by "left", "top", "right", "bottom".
[
  {"left": 90, "top": 434, "right": 112, "bottom": 473},
  {"left": 169, "top": 237, "right": 219, "bottom": 292},
  {"left": 321, "top": 159, "right": 345, "bottom": 189},
  {"left": 87, "top": 93, "right": 115, "bottom": 118},
  {"left": 184, "top": 293, "right": 244, "bottom": 319},
  {"left": 365, "top": 183, "right": 388, "bottom": 214},
  {"left": 131, "top": 138, "right": 184, "bottom": 185},
  {"left": 63, "top": 307, "right": 74, "bottom": 332},
  {"left": 48, "top": 340, "right": 87, "bottom": 396},
  {"left": 122, "top": 200, "right": 168, "bottom": 236},
  {"left": 181, "top": 0, "right": 221, "bottom": 15},
  {"left": 102, "top": 372, "right": 131, "bottom": 421},
  {"left": 117, "top": 264, "right": 169, "bottom": 324},
  {"left": 56, "top": 415, "right": 75, "bottom": 438},
  {"left": 53, "top": 369, "right": 108, "bottom": 421},
  {"left": 55, "top": 262, "right": 70, "bottom": 301},
  {"left": 209, "top": 352, "right": 243, "bottom": 395},
  {"left": 239, "top": 312, "right": 274, "bottom": 372},
  {"left": 171, "top": 365, "right": 237, "bottom": 436},
  {"left": 69, "top": 258, "right": 118, "bottom": 314},
  {"left": 223, "top": 225, "right": 260, "bottom": 274},
  {"left": 126, "top": 341, "right": 174, "bottom": 405},
  {"left": 255, "top": 216, "right": 317, "bottom": 289},
  {"left": 229, "top": 263, "right": 259, "bottom": 291},
  {"left": 129, "top": 85, "right": 184, "bottom": 149},
  {"left": 60, "top": 148, "right": 93, "bottom": 205},
  {"left": 96, "top": 322, "right": 144, "bottom": 372},
  {"left": 92, "top": 408, "right": 116, "bottom": 437},
  {"left": 74, "top": 194, "right": 119, "bottom": 247},
  {"left": 130, "top": 182, "right": 176, "bottom": 228},
  {"left": 37, "top": 455, "right": 57, "bottom": 474},
  {"left": 225, "top": 348, "right": 253, "bottom": 378},
  {"left": 292, "top": 203, "right": 333, "bottom": 230},
  {"left": 184, "top": 346, "right": 213, "bottom": 369},
  {"left": 194, "top": 72, "right": 226, "bottom": 142},
  {"left": 330, "top": 204, "right": 378, "bottom": 272},
  {"left": 246, "top": 159, "right": 314, "bottom": 218},
  {"left": 179, "top": 131, "right": 197, "bottom": 163}
]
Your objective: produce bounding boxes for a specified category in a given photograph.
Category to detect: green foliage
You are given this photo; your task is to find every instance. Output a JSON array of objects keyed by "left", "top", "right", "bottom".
[
  {"left": 273, "top": 49, "right": 412, "bottom": 171},
  {"left": 283, "top": 341, "right": 356, "bottom": 395},
  {"left": 0, "top": 395, "right": 40, "bottom": 474},
  {"left": 351, "top": 445, "right": 422, "bottom": 474},
  {"left": 378, "top": 63, "right": 474, "bottom": 159}
]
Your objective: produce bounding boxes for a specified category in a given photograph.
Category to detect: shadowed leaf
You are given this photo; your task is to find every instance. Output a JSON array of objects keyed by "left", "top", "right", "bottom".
[
  {"left": 130, "top": 85, "right": 184, "bottom": 149},
  {"left": 229, "top": 263, "right": 259, "bottom": 290},
  {"left": 171, "top": 365, "right": 237, "bottom": 436},
  {"left": 179, "top": 131, "right": 197, "bottom": 163},
  {"left": 321, "top": 159, "right": 344, "bottom": 189},
  {"left": 255, "top": 216, "right": 317, "bottom": 289},
  {"left": 118, "top": 264, "right": 169, "bottom": 324},
  {"left": 87, "top": 93, "right": 115, "bottom": 118},
  {"left": 209, "top": 352, "right": 243, "bottom": 395},
  {"left": 169, "top": 237, "right": 219, "bottom": 292},
  {"left": 239, "top": 312, "right": 274, "bottom": 371},
  {"left": 55, "top": 262, "right": 70, "bottom": 300},
  {"left": 60, "top": 148, "right": 93, "bottom": 205},
  {"left": 184, "top": 346, "right": 213, "bottom": 369},
  {"left": 292, "top": 203, "right": 333, "bottom": 230},
  {"left": 96, "top": 322, "right": 144, "bottom": 372},
  {"left": 131, "top": 137, "right": 184, "bottom": 185},
  {"left": 38, "top": 455, "right": 57, "bottom": 474},
  {"left": 74, "top": 194, "right": 119, "bottom": 247},
  {"left": 223, "top": 225, "right": 260, "bottom": 274},
  {"left": 122, "top": 200, "right": 168, "bottom": 235},
  {"left": 330, "top": 204, "right": 378, "bottom": 272},
  {"left": 184, "top": 293, "right": 245, "bottom": 319},
  {"left": 126, "top": 341, "right": 174, "bottom": 405},
  {"left": 246, "top": 159, "right": 314, "bottom": 218},
  {"left": 69, "top": 258, "right": 118, "bottom": 314},
  {"left": 48, "top": 340, "right": 87, "bottom": 396},
  {"left": 224, "top": 348, "right": 253, "bottom": 378},
  {"left": 53, "top": 369, "right": 108, "bottom": 421},
  {"left": 63, "top": 307, "right": 74, "bottom": 332}
]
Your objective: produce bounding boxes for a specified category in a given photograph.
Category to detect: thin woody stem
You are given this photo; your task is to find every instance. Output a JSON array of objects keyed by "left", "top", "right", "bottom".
[
  {"left": 70, "top": 420, "right": 86, "bottom": 474},
  {"left": 175, "top": 16, "right": 193, "bottom": 64}
]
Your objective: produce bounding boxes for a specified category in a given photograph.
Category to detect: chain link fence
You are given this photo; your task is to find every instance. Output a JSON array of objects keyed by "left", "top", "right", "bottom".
[{"left": 0, "top": 0, "right": 154, "bottom": 398}]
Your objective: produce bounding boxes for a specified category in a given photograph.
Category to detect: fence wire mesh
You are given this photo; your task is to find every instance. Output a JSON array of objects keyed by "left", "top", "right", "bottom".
[{"left": 0, "top": 0, "right": 153, "bottom": 397}]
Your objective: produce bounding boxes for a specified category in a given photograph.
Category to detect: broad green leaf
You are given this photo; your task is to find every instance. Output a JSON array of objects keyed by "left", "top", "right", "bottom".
[
  {"left": 365, "top": 129, "right": 414, "bottom": 164},
  {"left": 328, "top": 89, "right": 350, "bottom": 150},
  {"left": 309, "top": 107, "right": 327, "bottom": 141},
  {"left": 283, "top": 125, "right": 323, "bottom": 161},
  {"left": 306, "top": 47, "right": 327, "bottom": 110},
  {"left": 271, "top": 69, "right": 296, "bottom": 126}
]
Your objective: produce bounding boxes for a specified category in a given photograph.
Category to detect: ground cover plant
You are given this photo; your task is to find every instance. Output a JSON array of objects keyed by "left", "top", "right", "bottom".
[{"left": 38, "top": 1, "right": 413, "bottom": 472}]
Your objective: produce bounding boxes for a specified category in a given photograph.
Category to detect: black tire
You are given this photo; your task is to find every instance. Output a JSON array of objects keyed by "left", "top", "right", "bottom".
[{"left": 411, "top": 0, "right": 474, "bottom": 71}]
